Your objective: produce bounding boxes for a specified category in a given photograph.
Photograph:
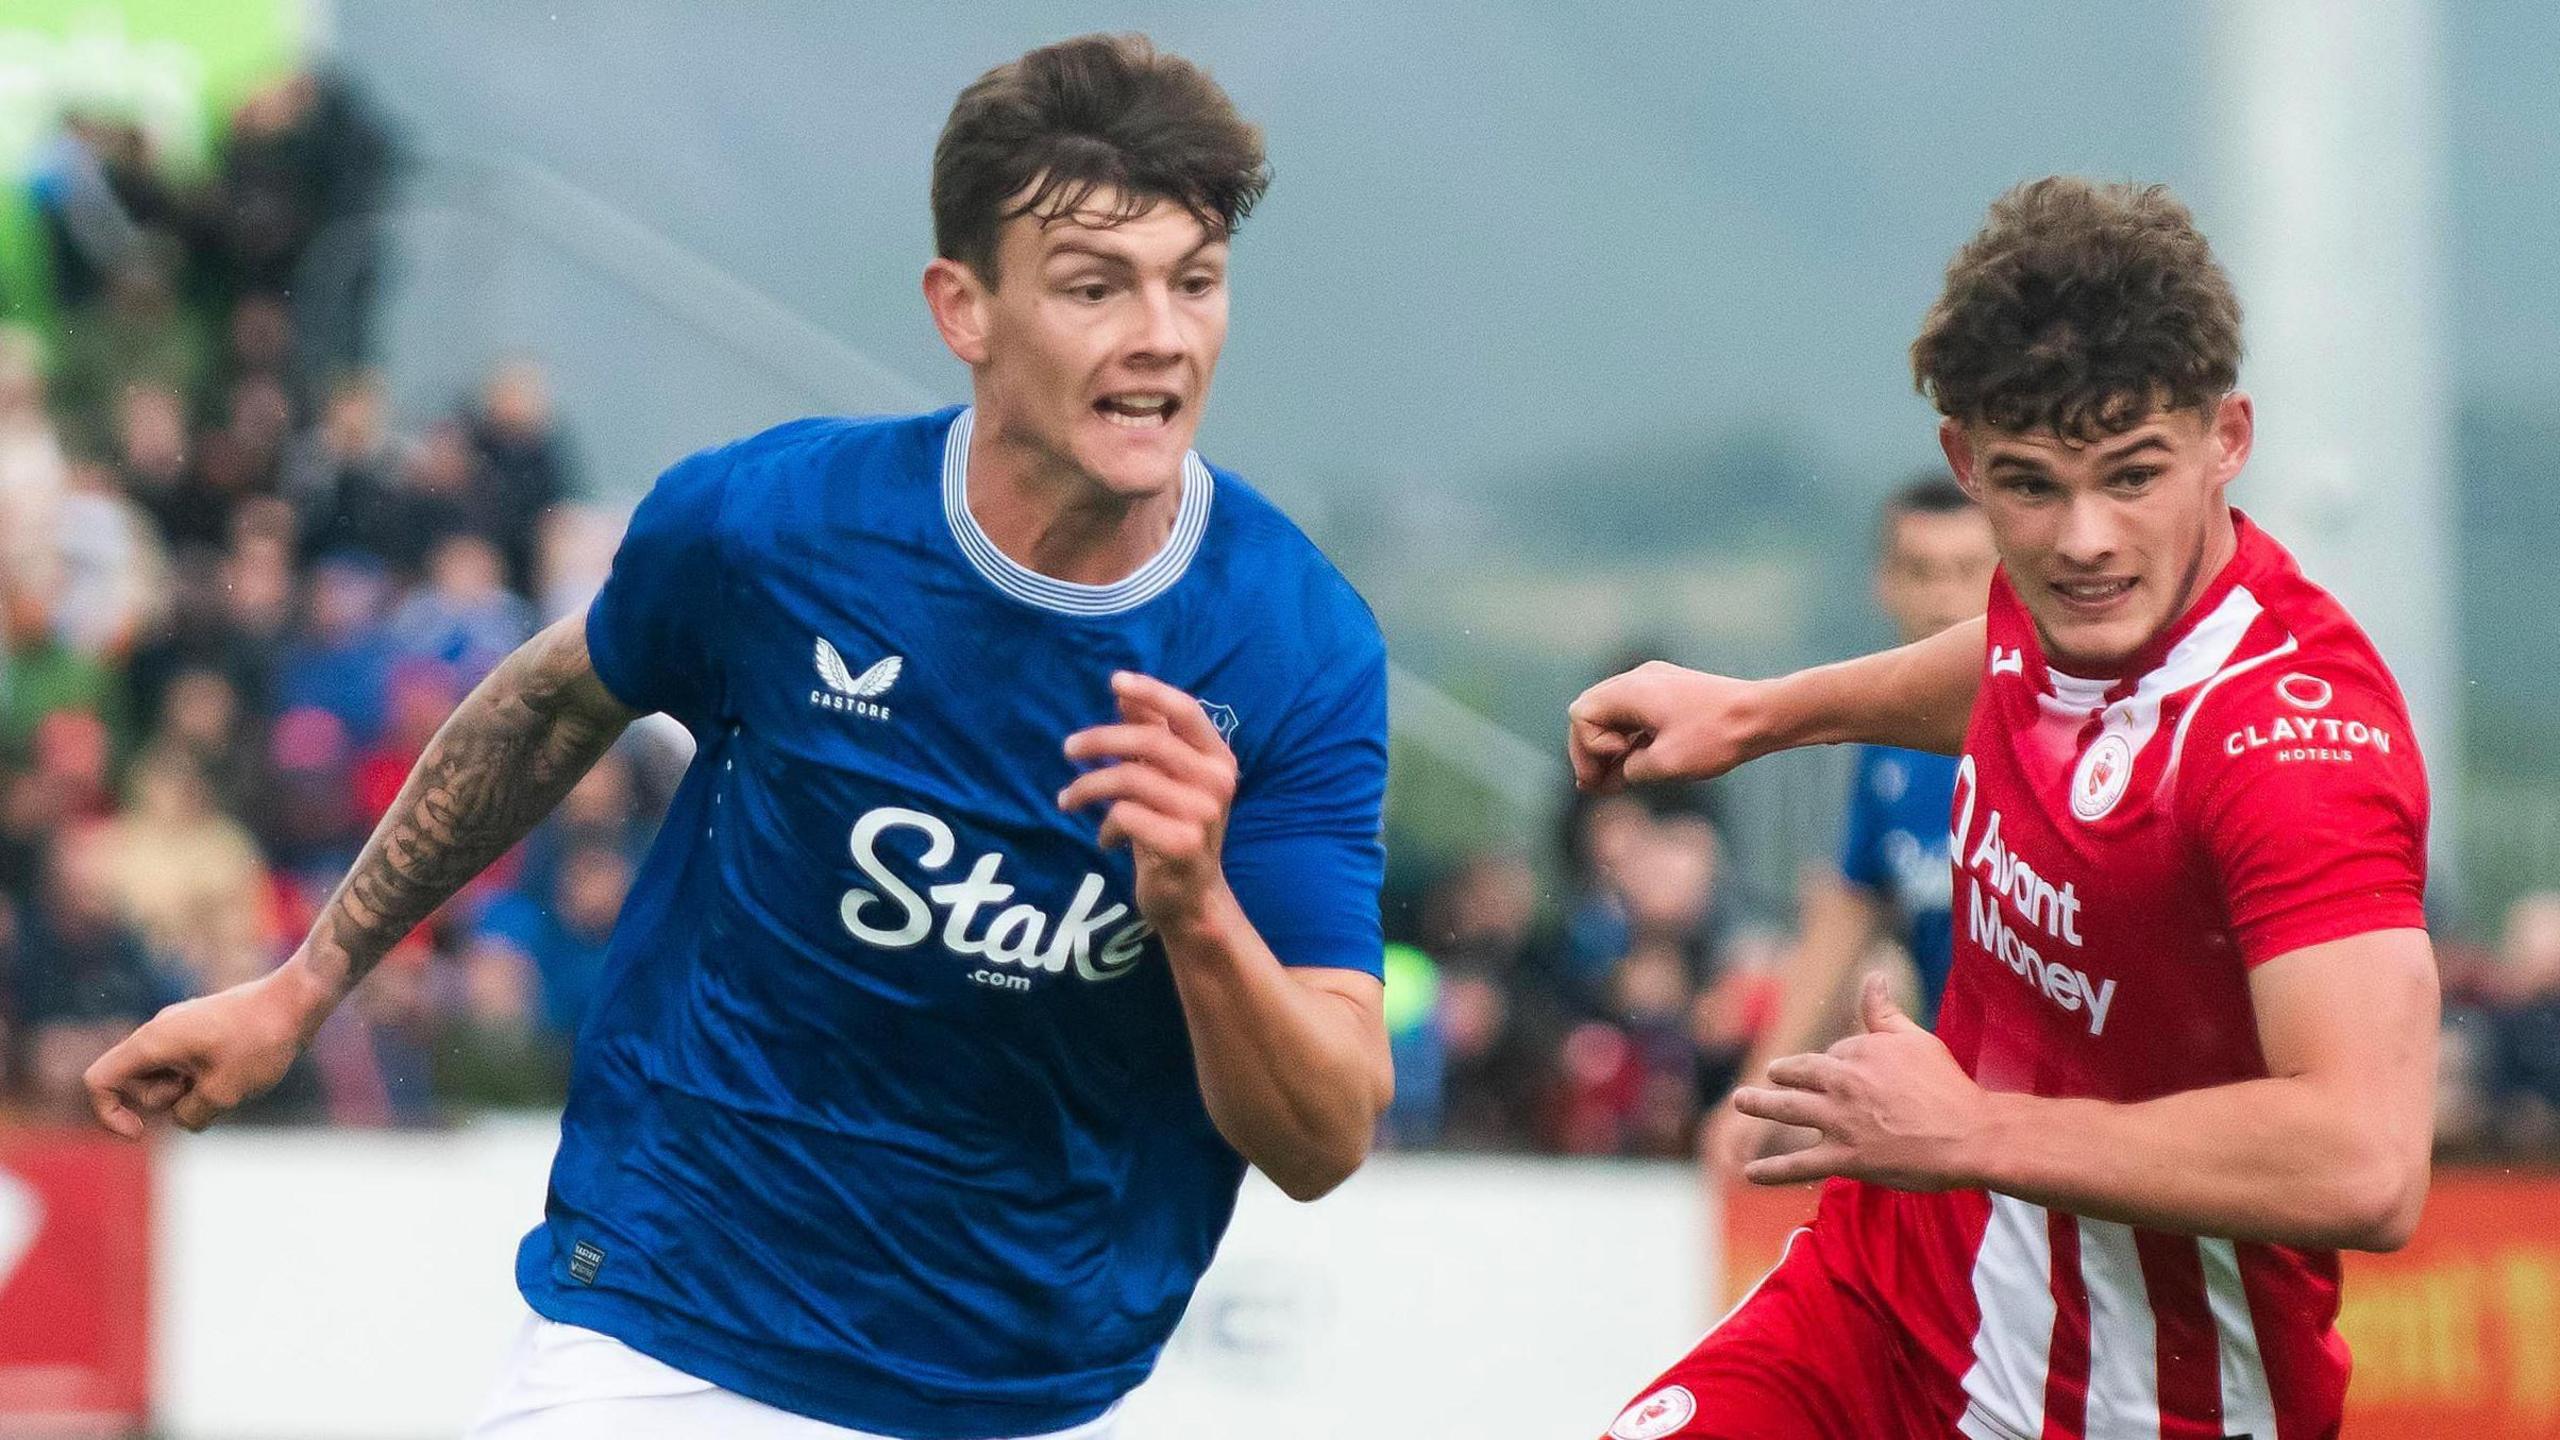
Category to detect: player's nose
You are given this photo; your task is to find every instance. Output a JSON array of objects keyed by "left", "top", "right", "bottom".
[
  {"left": 2052, "top": 494, "right": 2118, "bottom": 567},
  {"left": 1124, "top": 283, "right": 1187, "bottom": 365}
]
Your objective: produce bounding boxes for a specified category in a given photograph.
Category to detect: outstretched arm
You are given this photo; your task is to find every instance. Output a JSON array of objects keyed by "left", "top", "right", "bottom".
[
  {"left": 1569, "top": 616, "right": 1984, "bottom": 792},
  {"left": 1735, "top": 932, "right": 2437, "bottom": 1252},
  {"left": 86, "top": 613, "right": 637, "bottom": 1135}
]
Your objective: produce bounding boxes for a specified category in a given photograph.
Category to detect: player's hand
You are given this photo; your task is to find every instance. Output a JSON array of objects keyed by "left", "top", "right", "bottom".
[
  {"left": 1702, "top": 1098, "right": 1796, "bottom": 1180},
  {"left": 83, "top": 961, "right": 338, "bottom": 1138},
  {"left": 1567, "top": 661, "right": 1771, "bottom": 793},
  {"left": 1060, "top": 671, "right": 1239, "bottom": 934},
  {"left": 1730, "top": 974, "right": 1989, "bottom": 1191}
]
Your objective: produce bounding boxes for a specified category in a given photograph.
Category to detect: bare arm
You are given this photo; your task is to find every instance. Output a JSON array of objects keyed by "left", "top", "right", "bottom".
[
  {"left": 86, "top": 613, "right": 636, "bottom": 1135},
  {"left": 1060, "top": 672, "right": 1393, "bottom": 1201},
  {"left": 296, "top": 613, "right": 636, "bottom": 999},
  {"left": 1568, "top": 616, "right": 1984, "bottom": 791},
  {"left": 1159, "top": 904, "right": 1394, "bottom": 1201},
  {"left": 1963, "top": 931, "right": 2436, "bottom": 1249},
  {"left": 1738, "top": 931, "right": 2437, "bottom": 1252}
]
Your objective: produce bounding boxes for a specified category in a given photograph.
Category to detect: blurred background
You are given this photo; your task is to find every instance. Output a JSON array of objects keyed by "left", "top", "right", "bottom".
[{"left": 0, "top": 1, "right": 2554, "bottom": 1436}]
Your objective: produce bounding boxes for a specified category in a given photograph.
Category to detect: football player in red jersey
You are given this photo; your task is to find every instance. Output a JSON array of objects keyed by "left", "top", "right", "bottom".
[{"left": 1572, "top": 178, "right": 2434, "bottom": 1440}]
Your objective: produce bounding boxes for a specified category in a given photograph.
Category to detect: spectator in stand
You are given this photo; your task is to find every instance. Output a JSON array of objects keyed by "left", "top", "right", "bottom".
[
  {"left": 258, "top": 704, "right": 365, "bottom": 885},
  {"left": 48, "top": 460, "right": 173, "bottom": 660},
  {"left": 1420, "top": 850, "right": 1573, "bottom": 1151},
  {"left": 188, "top": 372, "right": 297, "bottom": 535},
  {"left": 0, "top": 893, "right": 19, "bottom": 1092},
  {"left": 220, "top": 528, "right": 298, "bottom": 701},
  {"left": 1, "top": 578, "right": 127, "bottom": 756},
  {"left": 0, "top": 330, "right": 69, "bottom": 600},
  {"left": 388, "top": 533, "right": 537, "bottom": 685},
  {"left": 127, "top": 527, "right": 296, "bottom": 743},
  {"left": 435, "top": 920, "right": 561, "bottom": 1109},
  {"left": 16, "top": 824, "right": 184, "bottom": 1123},
  {"left": 2480, "top": 892, "right": 2560, "bottom": 1153},
  {"left": 1557, "top": 779, "right": 1718, "bottom": 991},
  {"left": 471, "top": 841, "right": 634, "bottom": 1040},
  {"left": 113, "top": 381, "right": 214, "bottom": 550},
  {"left": 273, "top": 553, "right": 395, "bottom": 744},
  {"left": 463, "top": 358, "right": 579, "bottom": 594},
  {"left": 514, "top": 745, "right": 645, "bottom": 902},
  {"left": 145, "top": 666, "right": 267, "bottom": 824},
  {"left": 51, "top": 247, "right": 208, "bottom": 452},
  {"left": 1546, "top": 788, "right": 1764, "bottom": 1156},
  {"left": 285, "top": 370, "right": 404, "bottom": 565},
  {"left": 100, "top": 748, "right": 276, "bottom": 992},
  {"left": 223, "top": 293, "right": 301, "bottom": 405},
  {"left": 378, "top": 419, "right": 488, "bottom": 579},
  {"left": 28, "top": 112, "right": 192, "bottom": 315},
  {"left": 531, "top": 500, "right": 620, "bottom": 623},
  {"left": 0, "top": 710, "right": 117, "bottom": 901},
  {"left": 353, "top": 658, "right": 462, "bottom": 828},
  {"left": 214, "top": 69, "right": 398, "bottom": 383}
]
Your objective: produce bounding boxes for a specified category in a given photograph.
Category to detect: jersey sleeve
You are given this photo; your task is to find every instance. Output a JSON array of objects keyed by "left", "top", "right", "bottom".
[
  {"left": 584, "top": 444, "right": 734, "bottom": 734},
  {"left": 2185, "top": 671, "right": 2430, "bottom": 966},
  {"left": 1219, "top": 621, "right": 1389, "bottom": 978},
  {"left": 1836, "top": 746, "right": 1892, "bottom": 893}
]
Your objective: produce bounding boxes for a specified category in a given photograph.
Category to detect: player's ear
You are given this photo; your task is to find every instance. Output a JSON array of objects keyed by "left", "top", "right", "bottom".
[
  {"left": 2208, "top": 391, "right": 2254, "bottom": 491},
  {"left": 923, "top": 257, "right": 994, "bottom": 368},
  {"left": 1937, "top": 418, "right": 1982, "bottom": 501}
]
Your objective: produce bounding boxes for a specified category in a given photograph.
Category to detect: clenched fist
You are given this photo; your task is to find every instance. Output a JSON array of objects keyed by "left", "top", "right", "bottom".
[
  {"left": 85, "top": 961, "right": 339, "bottom": 1137},
  {"left": 1567, "top": 660, "right": 1774, "bottom": 793}
]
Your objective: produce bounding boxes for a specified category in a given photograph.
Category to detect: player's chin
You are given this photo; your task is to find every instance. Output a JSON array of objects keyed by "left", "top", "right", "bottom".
[
  {"left": 1079, "top": 412, "right": 1193, "bottom": 491},
  {"left": 2046, "top": 613, "right": 2153, "bottom": 669}
]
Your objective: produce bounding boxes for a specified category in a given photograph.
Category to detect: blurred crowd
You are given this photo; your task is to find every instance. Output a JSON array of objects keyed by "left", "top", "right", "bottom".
[
  {"left": 2438, "top": 892, "right": 2560, "bottom": 1161},
  {"left": 1386, "top": 827, "right": 2560, "bottom": 1169},
  {"left": 5, "top": 70, "right": 2556, "bottom": 1168},
  {"left": 0, "top": 70, "right": 682, "bottom": 1128},
  {"left": 1380, "top": 780, "right": 1784, "bottom": 1158}
]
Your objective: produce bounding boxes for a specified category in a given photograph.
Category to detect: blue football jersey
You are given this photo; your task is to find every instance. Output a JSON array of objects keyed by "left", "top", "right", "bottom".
[
  {"left": 516, "top": 407, "right": 1388, "bottom": 1437},
  {"left": 1836, "top": 744, "right": 1958, "bottom": 1023}
]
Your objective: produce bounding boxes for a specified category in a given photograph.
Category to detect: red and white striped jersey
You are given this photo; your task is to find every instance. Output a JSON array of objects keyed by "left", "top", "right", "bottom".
[{"left": 1816, "top": 512, "right": 2430, "bottom": 1440}]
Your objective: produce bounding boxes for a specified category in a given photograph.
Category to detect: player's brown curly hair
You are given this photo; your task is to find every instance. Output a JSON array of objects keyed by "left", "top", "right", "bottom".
[
  {"left": 1911, "top": 178, "right": 2242, "bottom": 441},
  {"left": 932, "top": 34, "right": 1269, "bottom": 285}
]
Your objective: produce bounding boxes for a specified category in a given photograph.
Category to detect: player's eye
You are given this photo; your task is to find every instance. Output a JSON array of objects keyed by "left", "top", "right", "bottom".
[
  {"left": 1178, "top": 272, "right": 1222, "bottom": 297},
  {"left": 2112, "top": 468, "right": 2159, "bottom": 491},
  {"left": 1063, "top": 279, "right": 1114, "bottom": 303}
]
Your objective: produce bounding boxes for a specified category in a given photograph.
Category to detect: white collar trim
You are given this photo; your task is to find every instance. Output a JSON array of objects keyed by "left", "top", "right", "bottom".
[{"left": 940, "top": 408, "right": 1211, "bottom": 616}]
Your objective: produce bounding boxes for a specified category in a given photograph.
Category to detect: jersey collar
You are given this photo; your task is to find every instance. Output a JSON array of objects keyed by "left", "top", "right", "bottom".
[
  {"left": 940, "top": 407, "right": 1213, "bottom": 617},
  {"left": 2039, "top": 509, "right": 2275, "bottom": 698}
]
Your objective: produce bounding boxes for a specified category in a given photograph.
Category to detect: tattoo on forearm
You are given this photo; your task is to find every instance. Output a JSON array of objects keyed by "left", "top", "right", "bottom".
[{"left": 307, "top": 621, "right": 633, "bottom": 990}]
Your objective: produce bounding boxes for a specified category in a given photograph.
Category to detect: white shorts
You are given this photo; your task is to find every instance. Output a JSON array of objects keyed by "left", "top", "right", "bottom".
[{"left": 467, "top": 1313, "right": 1121, "bottom": 1440}]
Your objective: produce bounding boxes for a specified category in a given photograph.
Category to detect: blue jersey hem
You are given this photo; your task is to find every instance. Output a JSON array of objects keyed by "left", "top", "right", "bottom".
[{"left": 517, "top": 1243, "right": 1127, "bottom": 1440}]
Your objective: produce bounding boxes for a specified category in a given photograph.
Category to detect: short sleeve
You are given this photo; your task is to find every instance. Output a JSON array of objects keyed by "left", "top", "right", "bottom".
[
  {"left": 1836, "top": 746, "right": 1892, "bottom": 893},
  {"left": 584, "top": 445, "right": 733, "bottom": 733},
  {"left": 2187, "top": 675, "right": 2430, "bottom": 966},
  {"left": 1220, "top": 625, "right": 1389, "bottom": 978}
]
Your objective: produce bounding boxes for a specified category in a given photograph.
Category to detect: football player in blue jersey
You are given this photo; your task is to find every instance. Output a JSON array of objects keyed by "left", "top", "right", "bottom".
[
  {"left": 85, "top": 34, "right": 1392, "bottom": 1440},
  {"left": 1702, "top": 476, "right": 1994, "bottom": 1179}
]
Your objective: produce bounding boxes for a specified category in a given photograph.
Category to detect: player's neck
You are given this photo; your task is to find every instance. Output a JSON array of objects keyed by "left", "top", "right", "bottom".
[
  {"left": 2151, "top": 503, "right": 2243, "bottom": 646},
  {"left": 2041, "top": 503, "right": 2244, "bottom": 678},
  {"left": 963, "top": 416, "right": 1184, "bottom": 587}
]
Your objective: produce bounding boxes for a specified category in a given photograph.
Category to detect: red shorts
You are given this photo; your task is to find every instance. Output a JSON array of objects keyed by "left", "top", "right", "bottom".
[{"left": 1599, "top": 1225, "right": 1956, "bottom": 1440}]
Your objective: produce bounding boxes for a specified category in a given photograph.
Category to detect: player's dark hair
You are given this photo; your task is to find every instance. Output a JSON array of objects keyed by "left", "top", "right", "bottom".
[
  {"left": 933, "top": 34, "right": 1269, "bottom": 284},
  {"left": 1911, "top": 178, "right": 2242, "bottom": 441}
]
